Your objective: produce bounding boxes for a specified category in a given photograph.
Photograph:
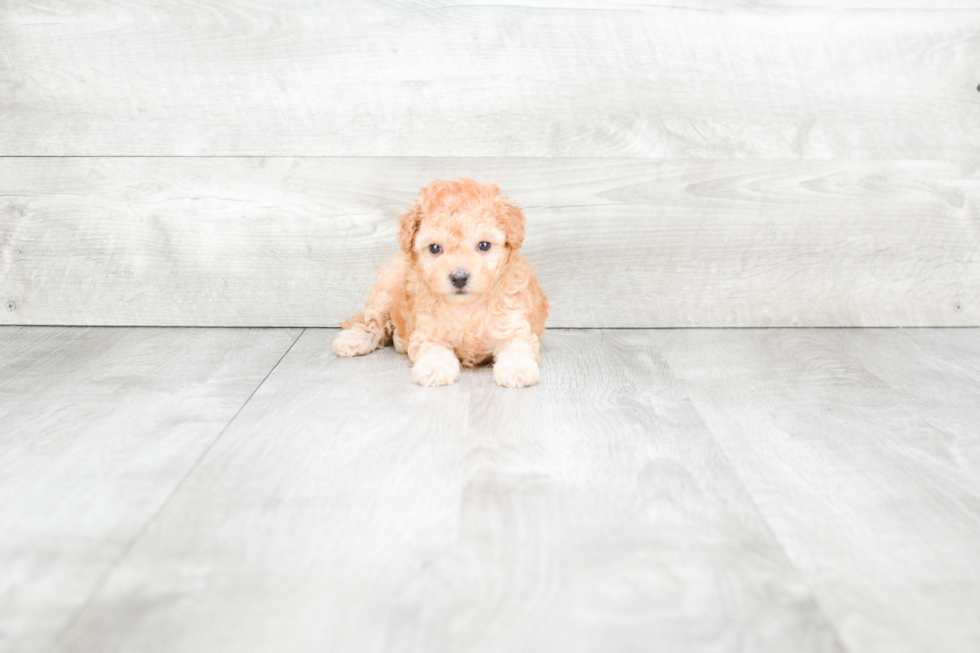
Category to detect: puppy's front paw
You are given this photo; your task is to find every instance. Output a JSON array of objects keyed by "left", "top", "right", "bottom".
[
  {"left": 493, "top": 356, "right": 539, "bottom": 388},
  {"left": 333, "top": 325, "right": 381, "bottom": 357},
  {"left": 412, "top": 346, "right": 461, "bottom": 387}
]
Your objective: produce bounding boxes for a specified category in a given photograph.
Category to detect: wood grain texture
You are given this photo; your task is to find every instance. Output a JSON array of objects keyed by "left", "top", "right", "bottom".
[
  {"left": 51, "top": 329, "right": 843, "bottom": 653},
  {"left": 2, "top": 1, "right": 979, "bottom": 157},
  {"left": 2, "top": 157, "right": 977, "bottom": 328},
  {"left": 0, "top": 326, "right": 300, "bottom": 653},
  {"left": 658, "top": 328, "right": 980, "bottom": 653}
]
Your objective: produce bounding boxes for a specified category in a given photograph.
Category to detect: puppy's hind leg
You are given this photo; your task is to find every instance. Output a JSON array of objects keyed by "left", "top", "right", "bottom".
[
  {"left": 333, "top": 290, "right": 394, "bottom": 358},
  {"left": 335, "top": 253, "right": 408, "bottom": 357}
]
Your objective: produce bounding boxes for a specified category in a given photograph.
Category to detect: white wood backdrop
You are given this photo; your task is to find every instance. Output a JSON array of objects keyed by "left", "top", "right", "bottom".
[{"left": 1, "top": 0, "right": 978, "bottom": 327}]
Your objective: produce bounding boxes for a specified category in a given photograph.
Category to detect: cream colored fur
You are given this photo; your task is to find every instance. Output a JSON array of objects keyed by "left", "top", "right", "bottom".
[{"left": 333, "top": 178, "right": 548, "bottom": 388}]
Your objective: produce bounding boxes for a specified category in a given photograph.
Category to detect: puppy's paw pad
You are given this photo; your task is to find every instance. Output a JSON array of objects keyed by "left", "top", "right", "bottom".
[
  {"left": 412, "top": 357, "right": 460, "bottom": 387},
  {"left": 493, "top": 358, "right": 539, "bottom": 388},
  {"left": 333, "top": 327, "right": 378, "bottom": 357}
]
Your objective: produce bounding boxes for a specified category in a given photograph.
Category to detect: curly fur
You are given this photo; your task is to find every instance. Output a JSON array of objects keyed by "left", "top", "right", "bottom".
[{"left": 334, "top": 178, "right": 548, "bottom": 388}]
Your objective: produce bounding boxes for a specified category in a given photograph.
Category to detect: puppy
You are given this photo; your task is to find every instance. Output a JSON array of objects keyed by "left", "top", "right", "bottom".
[{"left": 333, "top": 178, "right": 548, "bottom": 388}]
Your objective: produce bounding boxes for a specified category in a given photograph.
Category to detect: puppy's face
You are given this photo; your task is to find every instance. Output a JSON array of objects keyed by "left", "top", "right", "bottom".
[
  {"left": 399, "top": 179, "right": 526, "bottom": 305},
  {"left": 415, "top": 211, "right": 507, "bottom": 304}
]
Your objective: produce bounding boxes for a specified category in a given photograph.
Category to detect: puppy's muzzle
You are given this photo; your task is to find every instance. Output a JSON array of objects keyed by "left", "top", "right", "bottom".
[{"left": 450, "top": 269, "right": 469, "bottom": 289}]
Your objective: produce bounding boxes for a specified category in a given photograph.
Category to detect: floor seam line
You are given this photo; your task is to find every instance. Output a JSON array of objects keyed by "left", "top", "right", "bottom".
[
  {"left": 663, "top": 366, "right": 855, "bottom": 653},
  {"left": 49, "top": 327, "right": 306, "bottom": 650}
]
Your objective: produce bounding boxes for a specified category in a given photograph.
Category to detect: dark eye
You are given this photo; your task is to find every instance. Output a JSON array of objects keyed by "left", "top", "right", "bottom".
[
  {"left": 478, "top": 241, "right": 491, "bottom": 252},
  {"left": 429, "top": 244, "right": 442, "bottom": 254}
]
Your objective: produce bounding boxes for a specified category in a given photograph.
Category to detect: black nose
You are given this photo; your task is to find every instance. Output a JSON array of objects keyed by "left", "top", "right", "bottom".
[{"left": 450, "top": 270, "right": 469, "bottom": 289}]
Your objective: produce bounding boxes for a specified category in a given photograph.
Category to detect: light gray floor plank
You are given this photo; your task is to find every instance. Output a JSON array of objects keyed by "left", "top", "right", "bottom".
[
  {"left": 832, "top": 329, "right": 980, "bottom": 449},
  {"left": 8, "top": 327, "right": 979, "bottom": 653},
  {"left": 658, "top": 328, "right": 980, "bottom": 653},
  {"left": 52, "top": 329, "right": 842, "bottom": 653},
  {"left": 0, "top": 326, "right": 301, "bottom": 653}
]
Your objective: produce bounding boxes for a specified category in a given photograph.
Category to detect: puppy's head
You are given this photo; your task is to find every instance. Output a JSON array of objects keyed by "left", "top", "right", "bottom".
[{"left": 398, "top": 178, "right": 526, "bottom": 304}]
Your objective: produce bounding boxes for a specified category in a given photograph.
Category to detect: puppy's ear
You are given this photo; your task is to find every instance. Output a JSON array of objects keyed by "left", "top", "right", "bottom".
[
  {"left": 397, "top": 200, "right": 423, "bottom": 253},
  {"left": 495, "top": 196, "right": 526, "bottom": 249}
]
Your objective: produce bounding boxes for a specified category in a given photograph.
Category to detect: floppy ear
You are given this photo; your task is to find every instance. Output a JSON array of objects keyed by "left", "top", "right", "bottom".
[
  {"left": 397, "top": 200, "right": 423, "bottom": 253},
  {"left": 496, "top": 196, "right": 526, "bottom": 249}
]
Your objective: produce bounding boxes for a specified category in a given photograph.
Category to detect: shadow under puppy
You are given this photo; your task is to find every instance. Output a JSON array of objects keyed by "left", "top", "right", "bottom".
[{"left": 334, "top": 178, "right": 548, "bottom": 388}]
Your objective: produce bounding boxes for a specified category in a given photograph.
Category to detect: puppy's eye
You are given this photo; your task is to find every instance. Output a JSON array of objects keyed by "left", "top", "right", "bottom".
[
  {"left": 478, "top": 241, "right": 491, "bottom": 252},
  {"left": 429, "top": 244, "right": 442, "bottom": 254}
]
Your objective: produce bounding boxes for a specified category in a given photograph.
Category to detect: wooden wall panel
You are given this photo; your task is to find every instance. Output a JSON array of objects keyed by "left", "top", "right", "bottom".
[
  {"left": 1, "top": 1, "right": 978, "bottom": 158},
  {"left": 2, "top": 2, "right": 977, "bottom": 327},
  {"left": 2, "top": 157, "right": 976, "bottom": 327}
]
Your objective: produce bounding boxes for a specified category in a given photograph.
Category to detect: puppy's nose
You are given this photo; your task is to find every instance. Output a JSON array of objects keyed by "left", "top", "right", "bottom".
[{"left": 450, "top": 270, "right": 469, "bottom": 289}]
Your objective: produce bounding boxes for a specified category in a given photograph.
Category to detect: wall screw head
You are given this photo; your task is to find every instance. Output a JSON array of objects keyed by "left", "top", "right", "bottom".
[
  {"left": 5, "top": 301, "right": 15, "bottom": 311},
  {"left": 953, "top": 302, "right": 964, "bottom": 312}
]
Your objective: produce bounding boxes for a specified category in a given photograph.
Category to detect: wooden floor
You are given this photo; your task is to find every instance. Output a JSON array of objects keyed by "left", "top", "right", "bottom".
[{"left": 2, "top": 327, "right": 979, "bottom": 653}]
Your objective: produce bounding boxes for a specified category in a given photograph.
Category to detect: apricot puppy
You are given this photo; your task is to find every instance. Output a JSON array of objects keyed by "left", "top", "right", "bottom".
[{"left": 333, "top": 178, "right": 548, "bottom": 388}]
